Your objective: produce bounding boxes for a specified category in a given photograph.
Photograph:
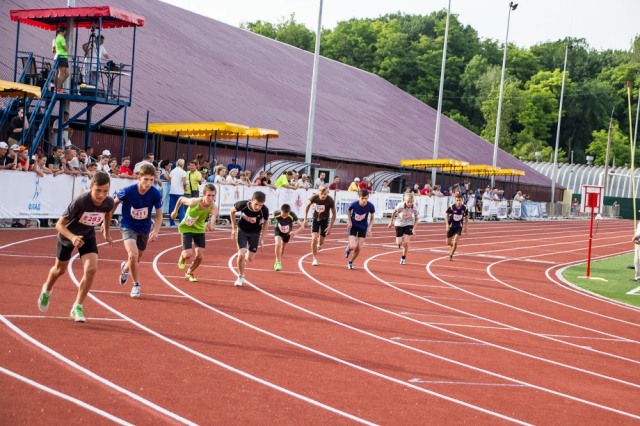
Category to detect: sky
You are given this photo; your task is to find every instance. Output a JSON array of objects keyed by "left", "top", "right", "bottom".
[{"left": 159, "top": 0, "right": 639, "bottom": 51}]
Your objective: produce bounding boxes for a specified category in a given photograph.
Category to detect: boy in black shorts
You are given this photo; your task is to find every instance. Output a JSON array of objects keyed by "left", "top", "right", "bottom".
[
  {"left": 303, "top": 184, "right": 336, "bottom": 266},
  {"left": 445, "top": 193, "right": 469, "bottom": 261},
  {"left": 37, "top": 172, "right": 114, "bottom": 322},
  {"left": 273, "top": 203, "right": 304, "bottom": 271},
  {"left": 230, "top": 191, "right": 269, "bottom": 286}
]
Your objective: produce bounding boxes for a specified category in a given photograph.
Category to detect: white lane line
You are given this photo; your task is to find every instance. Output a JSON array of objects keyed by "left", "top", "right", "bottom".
[
  {"left": 0, "top": 315, "right": 196, "bottom": 425},
  {"left": 539, "top": 334, "right": 632, "bottom": 343},
  {"left": 90, "top": 289, "right": 188, "bottom": 298},
  {"left": 0, "top": 366, "right": 133, "bottom": 425},
  {"left": 408, "top": 378, "right": 526, "bottom": 387},
  {"left": 626, "top": 285, "right": 640, "bottom": 295},
  {"left": 390, "top": 337, "right": 485, "bottom": 345},
  {"left": 2, "top": 314, "right": 127, "bottom": 322},
  {"left": 426, "top": 323, "right": 514, "bottom": 330}
]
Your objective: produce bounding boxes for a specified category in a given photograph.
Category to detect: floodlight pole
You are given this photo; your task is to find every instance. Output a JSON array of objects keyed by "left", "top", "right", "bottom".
[
  {"left": 491, "top": 1, "right": 518, "bottom": 188},
  {"left": 304, "top": 0, "right": 323, "bottom": 174},
  {"left": 551, "top": 43, "right": 569, "bottom": 203},
  {"left": 432, "top": 0, "right": 451, "bottom": 187}
]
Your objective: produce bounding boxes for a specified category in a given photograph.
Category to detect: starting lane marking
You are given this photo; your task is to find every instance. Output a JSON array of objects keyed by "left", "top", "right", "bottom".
[
  {"left": 626, "top": 285, "right": 640, "bottom": 295},
  {"left": 2, "top": 314, "right": 127, "bottom": 322},
  {"left": 390, "top": 337, "right": 485, "bottom": 345},
  {"left": 90, "top": 290, "right": 188, "bottom": 299},
  {"left": 408, "top": 378, "right": 526, "bottom": 387},
  {"left": 540, "top": 334, "right": 632, "bottom": 343},
  {"left": 425, "top": 322, "right": 515, "bottom": 330},
  {"left": 0, "top": 366, "right": 133, "bottom": 425}
]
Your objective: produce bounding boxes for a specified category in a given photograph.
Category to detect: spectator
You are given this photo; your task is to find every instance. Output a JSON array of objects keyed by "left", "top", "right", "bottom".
[
  {"left": 379, "top": 180, "right": 390, "bottom": 193},
  {"left": 513, "top": 191, "right": 526, "bottom": 202},
  {"left": 262, "top": 171, "right": 276, "bottom": 189},
  {"left": 348, "top": 177, "right": 360, "bottom": 191},
  {"left": 359, "top": 177, "right": 373, "bottom": 192},
  {"left": 95, "top": 155, "right": 110, "bottom": 173},
  {"left": 158, "top": 159, "right": 172, "bottom": 182},
  {"left": 314, "top": 172, "right": 326, "bottom": 189},
  {"left": 119, "top": 157, "right": 135, "bottom": 179},
  {"left": 54, "top": 26, "right": 70, "bottom": 92},
  {"left": 82, "top": 34, "right": 109, "bottom": 85},
  {"left": 227, "top": 157, "right": 242, "bottom": 173},
  {"left": 420, "top": 184, "right": 432, "bottom": 196},
  {"left": 253, "top": 170, "right": 266, "bottom": 185},
  {"left": 133, "top": 154, "right": 154, "bottom": 174},
  {"left": 108, "top": 158, "right": 119, "bottom": 176},
  {"left": 16, "top": 146, "right": 31, "bottom": 171},
  {"left": 225, "top": 168, "right": 240, "bottom": 186},
  {"left": 169, "top": 159, "right": 187, "bottom": 226},
  {"left": 212, "top": 165, "right": 228, "bottom": 184},
  {"left": 275, "top": 171, "right": 296, "bottom": 189},
  {"left": 31, "top": 153, "right": 53, "bottom": 176},
  {"left": 85, "top": 161, "right": 98, "bottom": 177},
  {"left": 61, "top": 148, "right": 80, "bottom": 176},
  {"left": 45, "top": 146, "right": 65, "bottom": 175},
  {"left": 297, "top": 173, "right": 312, "bottom": 189},
  {"left": 329, "top": 176, "right": 340, "bottom": 191},
  {"left": 0, "top": 142, "right": 9, "bottom": 169},
  {"left": 432, "top": 185, "right": 443, "bottom": 196},
  {"left": 76, "top": 150, "right": 91, "bottom": 176},
  {"left": 185, "top": 160, "right": 204, "bottom": 197},
  {"left": 8, "top": 107, "right": 29, "bottom": 145},
  {"left": 238, "top": 170, "right": 252, "bottom": 186},
  {"left": 411, "top": 183, "right": 420, "bottom": 194},
  {"left": 85, "top": 146, "right": 96, "bottom": 165}
]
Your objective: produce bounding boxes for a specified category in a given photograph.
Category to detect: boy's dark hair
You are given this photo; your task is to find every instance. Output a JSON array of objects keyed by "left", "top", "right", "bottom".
[
  {"left": 252, "top": 191, "right": 266, "bottom": 203},
  {"left": 358, "top": 189, "right": 369, "bottom": 198},
  {"left": 92, "top": 171, "right": 110, "bottom": 186},
  {"left": 159, "top": 159, "right": 171, "bottom": 169},
  {"left": 281, "top": 203, "right": 291, "bottom": 213}
]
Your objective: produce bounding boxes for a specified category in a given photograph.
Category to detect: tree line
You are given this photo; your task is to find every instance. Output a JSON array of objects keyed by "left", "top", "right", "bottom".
[{"left": 242, "top": 11, "right": 640, "bottom": 167}]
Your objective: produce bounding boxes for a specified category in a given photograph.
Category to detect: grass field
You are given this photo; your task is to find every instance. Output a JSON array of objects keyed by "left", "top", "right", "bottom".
[{"left": 562, "top": 253, "right": 640, "bottom": 307}]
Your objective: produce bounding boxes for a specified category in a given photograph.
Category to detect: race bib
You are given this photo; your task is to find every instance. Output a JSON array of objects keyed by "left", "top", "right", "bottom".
[
  {"left": 400, "top": 211, "right": 412, "bottom": 219},
  {"left": 185, "top": 216, "right": 197, "bottom": 226},
  {"left": 241, "top": 213, "right": 257, "bottom": 223},
  {"left": 279, "top": 224, "right": 290, "bottom": 233},
  {"left": 79, "top": 212, "right": 105, "bottom": 226},
  {"left": 453, "top": 213, "right": 463, "bottom": 221},
  {"left": 354, "top": 213, "right": 366, "bottom": 222},
  {"left": 130, "top": 206, "right": 149, "bottom": 220},
  {"left": 316, "top": 205, "right": 326, "bottom": 213}
]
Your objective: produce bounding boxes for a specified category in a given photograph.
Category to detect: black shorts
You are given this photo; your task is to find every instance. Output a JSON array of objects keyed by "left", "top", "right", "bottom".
[
  {"left": 349, "top": 227, "right": 367, "bottom": 238},
  {"left": 237, "top": 229, "right": 260, "bottom": 253},
  {"left": 121, "top": 228, "right": 150, "bottom": 251},
  {"left": 56, "top": 236, "right": 98, "bottom": 261},
  {"left": 447, "top": 226, "right": 462, "bottom": 239},
  {"left": 58, "top": 58, "right": 69, "bottom": 68},
  {"left": 182, "top": 233, "right": 206, "bottom": 249},
  {"left": 312, "top": 218, "right": 329, "bottom": 237},
  {"left": 395, "top": 225, "right": 414, "bottom": 237},
  {"left": 274, "top": 228, "right": 291, "bottom": 243}
]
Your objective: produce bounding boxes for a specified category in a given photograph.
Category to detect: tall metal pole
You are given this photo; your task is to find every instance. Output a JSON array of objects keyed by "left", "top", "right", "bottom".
[
  {"left": 432, "top": 0, "right": 452, "bottom": 187},
  {"left": 304, "top": 0, "right": 323, "bottom": 174},
  {"left": 551, "top": 44, "right": 569, "bottom": 203},
  {"left": 491, "top": 2, "right": 518, "bottom": 187}
]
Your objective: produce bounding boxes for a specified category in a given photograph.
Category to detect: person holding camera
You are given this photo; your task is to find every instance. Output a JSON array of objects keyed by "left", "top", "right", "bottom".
[{"left": 83, "top": 32, "right": 109, "bottom": 85}]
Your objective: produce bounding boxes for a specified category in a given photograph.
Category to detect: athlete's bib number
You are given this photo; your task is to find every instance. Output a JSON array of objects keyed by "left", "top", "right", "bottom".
[
  {"left": 315, "top": 205, "right": 325, "bottom": 213},
  {"left": 130, "top": 206, "right": 149, "bottom": 220},
  {"left": 279, "top": 224, "right": 290, "bottom": 233},
  {"left": 354, "top": 213, "right": 366, "bottom": 221},
  {"left": 453, "top": 213, "right": 463, "bottom": 221},
  {"left": 185, "top": 216, "right": 197, "bottom": 226},
  {"left": 79, "top": 212, "right": 105, "bottom": 226}
]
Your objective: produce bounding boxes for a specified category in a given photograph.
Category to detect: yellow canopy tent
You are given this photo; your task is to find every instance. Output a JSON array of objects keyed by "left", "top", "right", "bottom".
[
  {"left": 245, "top": 128, "right": 279, "bottom": 171},
  {"left": 400, "top": 158, "right": 469, "bottom": 189},
  {"left": 0, "top": 80, "right": 41, "bottom": 154}
]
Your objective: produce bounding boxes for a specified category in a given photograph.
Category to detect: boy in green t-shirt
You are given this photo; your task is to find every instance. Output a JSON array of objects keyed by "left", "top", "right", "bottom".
[{"left": 170, "top": 183, "right": 218, "bottom": 282}]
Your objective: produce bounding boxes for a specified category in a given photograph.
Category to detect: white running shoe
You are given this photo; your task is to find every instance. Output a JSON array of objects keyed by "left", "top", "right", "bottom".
[
  {"left": 400, "top": 258, "right": 406, "bottom": 265},
  {"left": 38, "top": 286, "right": 52, "bottom": 312},
  {"left": 130, "top": 283, "right": 141, "bottom": 298},
  {"left": 70, "top": 305, "right": 85, "bottom": 323},
  {"left": 234, "top": 276, "right": 244, "bottom": 287},
  {"left": 312, "top": 258, "right": 319, "bottom": 266}
]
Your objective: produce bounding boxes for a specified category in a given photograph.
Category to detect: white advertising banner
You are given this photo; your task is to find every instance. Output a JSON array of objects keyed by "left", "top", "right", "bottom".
[
  {"left": 511, "top": 200, "right": 522, "bottom": 219},
  {"left": 497, "top": 201, "right": 509, "bottom": 219},
  {"left": 0, "top": 171, "right": 74, "bottom": 219}
]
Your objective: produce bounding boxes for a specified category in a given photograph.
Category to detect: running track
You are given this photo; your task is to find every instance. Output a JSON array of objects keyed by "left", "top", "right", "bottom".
[{"left": 1, "top": 220, "right": 639, "bottom": 424}]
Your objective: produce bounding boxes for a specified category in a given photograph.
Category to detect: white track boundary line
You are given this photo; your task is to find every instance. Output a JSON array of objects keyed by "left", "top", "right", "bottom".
[{"left": 0, "top": 365, "right": 133, "bottom": 425}]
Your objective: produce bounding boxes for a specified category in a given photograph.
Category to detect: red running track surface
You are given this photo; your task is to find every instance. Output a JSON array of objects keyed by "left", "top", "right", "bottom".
[{"left": 1, "top": 220, "right": 639, "bottom": 424}]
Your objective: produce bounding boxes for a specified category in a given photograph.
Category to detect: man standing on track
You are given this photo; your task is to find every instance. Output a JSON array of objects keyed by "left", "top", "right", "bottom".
[
  {"left": 171, "top": 183, "right": 218, "bottom": 282},
  {"left": 230, "top": 191, "right": 269, "bottom": 287},
  {"left": 112, "top": 164, "right": 163, "bottom": 298},
  {"left": 303, "top": 184, "right": 337, "bottom": 266},
  {"left": 37, "top": 171, "right": 114, "bottom": 323},
  {"left": 445, "top": 193, "right": 469, "bottom": 261},
  {"left": 344, "top": 189, "right": 375, "bottom": 270},
  {"left": 388, "top": 192, "right": 420, "bottom": 265}
]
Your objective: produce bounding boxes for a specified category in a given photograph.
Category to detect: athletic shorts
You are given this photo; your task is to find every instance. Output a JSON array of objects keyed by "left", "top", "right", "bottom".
[
  {"left": 274, "top": 227, "right": 291, "bottom": 244},
  {"left": 447, "top": 226, "right": 462, "bottom": 239},
  {"left": 58, "top": 58, "right": 69, "bottom": 68},
  {"left": 121, "top": 228, "right": 150, "bottom": 251},
  {"left": 395, "top": 225, "right": 414, "bottom": 238},
  {"left": 349, "top": 227, "right": 367, "bottom": 238},
  {"left": 182, "top": 233, "right": 206, "bottom": 250},
  {"left": 237, "top": 229, "right": 260, "bottom": 253},
  {"left": 56, "top": 236, "right": 98, "bottom": 261},
  {"left": 312, "top": 218, "right": 329, "bottom": 237}
]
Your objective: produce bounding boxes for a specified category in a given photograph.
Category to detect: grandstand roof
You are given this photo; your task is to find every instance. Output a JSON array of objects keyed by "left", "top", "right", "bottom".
[{"left": 1, "top": 0, "right": 552, "bottom": 187}]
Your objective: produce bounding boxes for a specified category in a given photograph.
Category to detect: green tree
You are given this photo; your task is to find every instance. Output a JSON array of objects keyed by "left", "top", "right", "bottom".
[
  {"left": 321, "top": 19, "right": 378, "bottom": 71},
  {"left": 480, "top": 80, "right": 522, "bottom": 152},
  {"left": 587, "top": 123, "right": 632, "bottom": 166}
]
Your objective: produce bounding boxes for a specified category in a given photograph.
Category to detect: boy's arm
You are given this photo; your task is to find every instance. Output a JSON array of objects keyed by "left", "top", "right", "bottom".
[
  {"left": 229, "top": 207, "right": 237, "bottom": 238},
  {"left": 206, "top": 206, "right": 218, "bottom": 232},
  {"left": 55, "top": 216, "right": 84, "bottom": 247},
  {"left": 303, "top": 201, "right": 312, "bottom": 225}
]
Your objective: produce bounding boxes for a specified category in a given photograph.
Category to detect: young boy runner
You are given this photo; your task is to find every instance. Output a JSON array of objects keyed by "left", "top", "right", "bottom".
[
  {"left": 302, "top": 184, "right": 336, "bottom": 266},
  {"left": 445, "top": 193, "right": 469, "bottom": 261},
  {"left": 344, "top": 189, "right": 376, "bottom": 270},
  {"left": 230, "top": 191, "right": 269, "bottom": 286},
  {"left": 37, "top": 171, "right": 114, "bottom": 322},
  {"left": 112, "top": 164, "right": 163, "bottom": 298},
  {"left": 273, "top": 203, "right": 304, "bottom": 271},
  {"left": 388, "top": 192, "right": 420, "bottom": 265},
  {"left": 171, "top": 183, "right": 218, "bottom": 282}
]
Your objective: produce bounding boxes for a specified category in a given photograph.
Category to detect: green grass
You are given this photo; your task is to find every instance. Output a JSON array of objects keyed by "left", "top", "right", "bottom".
[{"left": 562, "top": 253, "right": 640, "bottom": 307}]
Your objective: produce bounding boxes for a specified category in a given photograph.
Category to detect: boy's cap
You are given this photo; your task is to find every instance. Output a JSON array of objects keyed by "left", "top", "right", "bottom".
[
  {"left": 10, "top": 144, "right": 20, "bottom": 151},
  {"left": 102, "top": 149, "right": 111, "bottom": 156},
  {"left": 0, "top": 142, "right": 8, "bottom": 149}
]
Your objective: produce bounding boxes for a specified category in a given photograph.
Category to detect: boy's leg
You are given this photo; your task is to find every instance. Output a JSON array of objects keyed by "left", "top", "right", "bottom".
[
  {"left": 188, "top": 247, "right": 204, "bottom": 273},
  {"left": 350, "top": 237, "right": 364, "bottom": 263},
  {"left": 237, "top": 248, "right": 248, "bottom": 276},
  {"left": 44, "top": 258, "right": 69, "bottom": 292},
  {"left": 274, "top": 236, "right": 283, "bottom": 262},
  {"left": 311, "top": 232, "right": 320, "bottom": 258},
  {"left": 449, "top": 234, "right": 460, "bottom": 259},
  {"left": 74, "top": 252, "right": 98, "bottom": 306},
  {"left": 122, "top": 239, "right": 141, "bottom": 282}
]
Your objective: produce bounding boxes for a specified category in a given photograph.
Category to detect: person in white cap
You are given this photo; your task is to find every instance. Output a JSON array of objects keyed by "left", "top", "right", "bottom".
[
  {"left": 102, "top": 149, "right": 111, "bottom": 157},
  {"left": 348, "top": 177, "right": 360, "bottom": 192},
  {"left": 0, "top": 142, "right": 10, "bottom": 169},
  {"left": 1, "top": 144, "right": 20, "bottom": 170}
]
